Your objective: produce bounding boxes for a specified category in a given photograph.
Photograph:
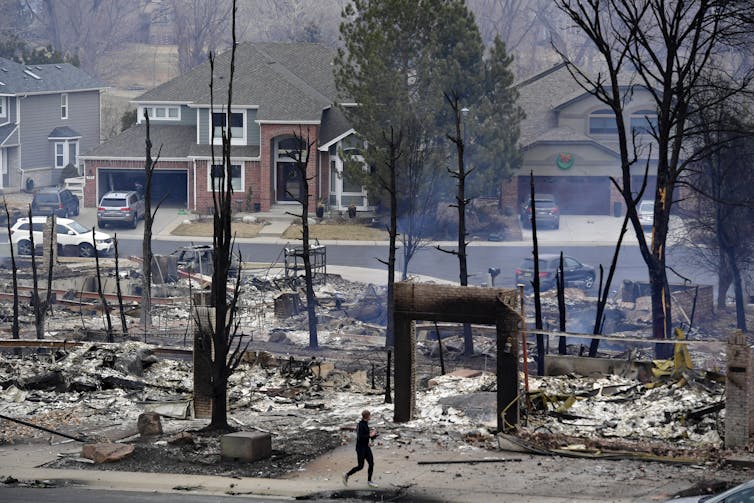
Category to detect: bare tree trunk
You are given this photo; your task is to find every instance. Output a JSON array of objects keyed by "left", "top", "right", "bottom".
[
  {"left": 726, "top": 247, "right": 748, "bottom": 332},
  {"left": 3, "top": 199, "right": 19, "bottom": 339},
  {"left": 93, "top": 229, "right": 113, "bottom": 341},
  {"left": 205, "top": 0, "right": 249, "bottom": 430},
  {"left": 530, "top": 174, "right": 544, "bottom": 376},
  {"left": 27, "top": 206, "right": 43, "bottom": 339},
  {"left": 141, "top": 113, "right": 162, "bottom": 330},
  {"left": 113, "top": 235, "right": 128, "bottom": 337},
  {"left": 436, "top": 92, "right": 473, "bottom": 356},
  {"left": 556, "top": 253, "right": 566, "bottom": 355},
  {"left": 288, "top": 128, "right": 319, "bottom": 349}
]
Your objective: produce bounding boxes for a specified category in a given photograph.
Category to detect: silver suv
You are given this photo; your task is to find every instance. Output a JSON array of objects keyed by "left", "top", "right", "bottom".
[{"left": 97, "top": 191, "right": 145, "bottom": 229}]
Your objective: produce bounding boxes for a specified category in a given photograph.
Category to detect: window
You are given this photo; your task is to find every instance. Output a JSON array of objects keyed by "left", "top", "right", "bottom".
[
  {"left": 142, "top": 106, "right": 181, "bottom": 121},
  {"left": 0, "top": 96, "right": 6, "bottom": 118},
  {"left": 60, "top": 93, "right": 68, "bottom": 120},
  {"left": 589, "top": 109, "right": 617, "bottom": 135},
  {"left": 209, "top": 163, "right": 243, "bottom": 192},
  {"left": 211, "top": 110, "right": 245, "bottom": 144},
  {"left": 55, "top": 143, "right": 65, "bottom": 168},
  {"left": 630, "top": 110, "right": 657, "bottom": 136}
]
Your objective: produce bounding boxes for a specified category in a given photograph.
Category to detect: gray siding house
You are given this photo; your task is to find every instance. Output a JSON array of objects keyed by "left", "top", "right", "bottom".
[{"left": 0, "top": 57, "right": 105, "bottom": 192}]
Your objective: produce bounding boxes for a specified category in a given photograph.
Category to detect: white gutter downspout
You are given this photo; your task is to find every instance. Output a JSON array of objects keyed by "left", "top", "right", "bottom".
[{"left": 192, "top": 159, "right": 197, "bottom": 212}]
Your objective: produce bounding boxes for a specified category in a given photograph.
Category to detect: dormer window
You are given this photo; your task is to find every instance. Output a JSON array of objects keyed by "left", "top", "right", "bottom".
[
  {"left": 143, "top": 105, "right": 180, "bottom": 121},
  {"left": 211, "top": 109, "right": 245, "bottom": 145},
  {"left": 630, "top": 109, "right": 658, "bottom": 136},
  {"left": 61, "top": 93, "right": 68, "bottom": 120},
  {"left": 589, "top": 109, "right": 617, "bottom": 135}
]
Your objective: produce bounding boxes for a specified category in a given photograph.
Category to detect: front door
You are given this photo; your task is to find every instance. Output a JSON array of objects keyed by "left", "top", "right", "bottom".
[{"left": 276, "top": 162, "right": 303, "bottom": 202}]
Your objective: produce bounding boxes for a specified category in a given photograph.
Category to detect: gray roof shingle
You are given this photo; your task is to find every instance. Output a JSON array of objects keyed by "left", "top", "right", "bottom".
[
  {"left": 0, "top": 57, "right": 105, "bottom": 94},
  {"left": 137, "top": 42, "right": 342, "bottom": 122},
  {"left": 0, "top": 123, "right": 17, "bottom": 145},
  {"left": 48, "top": 126, "right": 82, "bottom": 139}
]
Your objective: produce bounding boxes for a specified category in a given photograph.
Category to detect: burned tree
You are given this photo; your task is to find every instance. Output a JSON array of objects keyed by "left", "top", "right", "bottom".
[
  {"left": 113, "top": 236, "right": 129, "bottom": 337},
  {"left": 437, "top": 93, "right": 474, "bottom": 356},
  {"left": 140, "top": 113, "right": 164, "bottom": 330},
  {"left": 284, "top": 128, "right": 319, "bottom": 349},
  {"left": 198, "top": 0, "right": 249, "bottom": 431},
  {"left": 93, "top": 228, "right": 113, "bottom": 342},
  {"left": 3, "top": 198, "right": 19, "bottom": 339},
  {"left": 555, "top": 0, "right": 754, "bottom": 356},
  {"left": 26, "top": 207, "right": 55, "bottom": 340}
]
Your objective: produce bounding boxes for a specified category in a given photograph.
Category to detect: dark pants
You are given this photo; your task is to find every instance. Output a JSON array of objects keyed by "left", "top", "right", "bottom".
[{"left": 346, "top": 446, "right": 374, "bottom": 481}]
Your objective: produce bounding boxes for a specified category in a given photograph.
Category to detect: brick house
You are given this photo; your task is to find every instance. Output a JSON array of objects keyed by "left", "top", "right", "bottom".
[
  {"left": 505, "top": 63, "right": 658, "bottom": 215},
  {"left": 0, "top": 57, "right": 105, "bottom": 192},
  {"left": 80, "top": 42, "right": 361, "bottom": 213}
]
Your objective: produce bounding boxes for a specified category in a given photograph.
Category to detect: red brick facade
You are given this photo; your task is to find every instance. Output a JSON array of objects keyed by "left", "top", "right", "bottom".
[{"left": 83, "top": 122, "right": 328, "bottom": 214}]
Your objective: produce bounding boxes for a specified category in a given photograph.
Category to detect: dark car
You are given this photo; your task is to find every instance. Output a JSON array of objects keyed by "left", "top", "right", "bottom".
[
  {"left": 31, "top": 188, "right": 80, "bottom": 218},
  {"left": 521, "top": 194, "right": 560, "bottom": 229},
  {"left": 515, "top": 253, "right": 595, "bottom": 291}
]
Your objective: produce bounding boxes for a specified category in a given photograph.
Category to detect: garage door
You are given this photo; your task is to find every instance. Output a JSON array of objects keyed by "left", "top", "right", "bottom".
[
  {"left": 517, "top": 176, "right": 610, "bottom": 215},
  {"left": 97, "top": 168, "right": 188, "bottom": 208}
]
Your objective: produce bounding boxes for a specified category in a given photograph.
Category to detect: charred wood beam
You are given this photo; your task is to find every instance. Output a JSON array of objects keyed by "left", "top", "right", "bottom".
[{"left": 0, "top": 413, "right": 89, "bottom": 442}]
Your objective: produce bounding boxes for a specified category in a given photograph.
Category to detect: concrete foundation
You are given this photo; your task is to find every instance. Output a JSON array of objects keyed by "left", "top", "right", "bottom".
[{"left": 220, "top": 431, "right": 272, "bottom": 462}]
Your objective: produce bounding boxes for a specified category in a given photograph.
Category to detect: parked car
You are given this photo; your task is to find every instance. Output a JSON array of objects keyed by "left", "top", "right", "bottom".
[
  {"left": 10, "top": 216, "right": 113, "bottom": 257},
  {"left": 170, "top": 244, "right": 239, "bottom": 278},
  {"left": 31, "top": 188, "right": 80, "bottom": 218},
  {"left": 521, "top": 194, "right": 560, "bottom": 229},
  {"left": 514, "top": 253, "right": 595, "bottom": 291},
  {"left": 97, "top": 190, "right": 145, "bottom": 229},
  {"left": 663, "top": 477, "right": 754, "bottom": 502},
  {"left": 638, "top": 200, "right": 654, "bottom": 229}
]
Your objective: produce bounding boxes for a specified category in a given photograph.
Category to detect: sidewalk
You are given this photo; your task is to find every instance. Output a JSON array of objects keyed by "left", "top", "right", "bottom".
[{"left": 0, "top": 436, "right": 682, "bottom": 503}]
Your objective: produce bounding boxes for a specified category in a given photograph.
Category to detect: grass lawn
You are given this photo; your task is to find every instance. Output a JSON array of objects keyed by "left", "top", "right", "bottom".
[
  {"left": 171, "top": 221, "right": 264, "bottom": 238},
  {"left": 282, "top": 223, "right": 388, "bottom": 241}
]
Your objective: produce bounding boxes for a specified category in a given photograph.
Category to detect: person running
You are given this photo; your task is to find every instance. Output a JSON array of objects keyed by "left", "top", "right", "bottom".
[{"left": 343, "top": 409, "right": 378, "bottom": 487}]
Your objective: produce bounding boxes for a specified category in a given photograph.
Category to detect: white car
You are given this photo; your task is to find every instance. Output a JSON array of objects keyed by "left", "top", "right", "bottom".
[
  {"left": 10, "top": 216, "right": 114, "bottom": 258},
  {"left": 638, "top": 200, "right": 654, "bottom": 229}
]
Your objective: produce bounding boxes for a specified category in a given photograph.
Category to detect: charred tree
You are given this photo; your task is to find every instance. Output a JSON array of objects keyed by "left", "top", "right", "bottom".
[
  {"left": 201, "top": 0, "right": 250, "bottom": 431},
  {"left": 557, "top": 252, "right": 566, "bottom": 355},
  {"left": 589, "top": 210, "right": 631, "bottom": 356},
  {"left": 27, "top": 207, "right": 55, "bottom": 340},
  {"left": 114, "top": 235, "right": 128, "bottom": 337},
  {"left": 141, "top": 113, "right": 164, "bottom": 331},
  {"left": 555, "top": 0, "right": 754, "bottom": 358},
  {"left": 529, "top": 174, "right": 544, "bottom": 375},
  {"left": 285, "top": 128, "right": 319, "bottom": 349},
  {"left": 3, "top": 199, "right": 19, "bottom": 339},
  {"left": 437, "top": 93, "right": 473, "bottom": 356},
  {"left": 93, "top": 228, "right": 113, "bottom": 342}
]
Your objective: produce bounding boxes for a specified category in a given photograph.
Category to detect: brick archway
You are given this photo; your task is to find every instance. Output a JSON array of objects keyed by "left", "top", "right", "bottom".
[{"left": 393, "top": 282, "right": 521, "bottom": 432}]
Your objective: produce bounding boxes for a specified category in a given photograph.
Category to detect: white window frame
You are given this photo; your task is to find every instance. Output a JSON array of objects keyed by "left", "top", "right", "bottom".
[
  {"left": 54, "top": 142, "right": 66, "bottom": 168},
  {"left": 207, "top": 162, "right": 244, "bottom": 192},
  {"left": 141, "top": 105, "right": 181, "bottom": 122},
  {"left": 60, "top": 93, "right": 68, "bottom": 120},
  {"left": 331, "top": 143, "right": 368, "bottom": 210},
  {"left": 53, "top": 139, "right": 78, "bottom": 169},
  {"left": 0, "top": 96, "right": 6, "bottom": 119},
  {"left": 210, "top": 109, "right": 246, "bottom": 145}
]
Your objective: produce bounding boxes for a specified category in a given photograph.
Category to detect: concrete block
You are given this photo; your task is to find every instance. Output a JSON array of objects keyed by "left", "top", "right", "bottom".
[{"left": 221, "top": 431, "right": 272, "bottom": 462}]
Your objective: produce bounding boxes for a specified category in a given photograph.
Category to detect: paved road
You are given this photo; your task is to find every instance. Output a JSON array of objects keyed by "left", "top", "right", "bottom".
[{"left": 0, "top": 487, "right": 293, "bottom": 503}]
